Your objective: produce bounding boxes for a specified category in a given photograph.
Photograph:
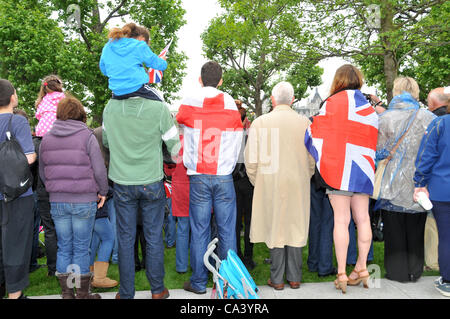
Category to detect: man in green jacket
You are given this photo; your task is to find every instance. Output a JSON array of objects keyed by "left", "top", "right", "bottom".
[{"left": 102, "top": 96, "right": 180, "bottom": 299}]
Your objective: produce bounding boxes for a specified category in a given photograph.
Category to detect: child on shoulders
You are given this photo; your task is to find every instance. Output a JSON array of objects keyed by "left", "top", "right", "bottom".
[
  {"left": 100, "top": 23, "right": 167, "bottom": 101},
  {"left": 35, "top": 75, "right": 65, "bottom": 137}
]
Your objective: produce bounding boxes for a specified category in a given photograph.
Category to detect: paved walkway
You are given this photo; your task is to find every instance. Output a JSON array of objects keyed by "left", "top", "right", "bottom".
[{"left": 30, "top": 276, "right": 446, "bottom": 299}]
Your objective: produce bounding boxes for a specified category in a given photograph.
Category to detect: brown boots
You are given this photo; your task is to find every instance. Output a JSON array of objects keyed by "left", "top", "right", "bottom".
[
  {"left": 76, "top": 273, "right": 102, "bottom": 299},
  {"left": 56, "top": 273, "right": 76, "bottom": 299},
  {"left": 91, "top": 261, "right": 118, "bottom": 288},
  {"left": 57, "top": 272, "right": 101, "bottom": 299}
]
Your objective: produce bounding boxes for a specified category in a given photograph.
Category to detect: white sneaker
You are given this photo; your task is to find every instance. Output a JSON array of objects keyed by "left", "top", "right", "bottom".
[{"left": 435, "top": 277, "right": 450, "bottom": 297}]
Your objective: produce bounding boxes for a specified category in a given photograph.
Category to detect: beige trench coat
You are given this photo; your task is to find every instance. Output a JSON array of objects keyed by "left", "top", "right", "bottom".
[{"left": 244, "top": 105, "right": 315, "bottom": 249}]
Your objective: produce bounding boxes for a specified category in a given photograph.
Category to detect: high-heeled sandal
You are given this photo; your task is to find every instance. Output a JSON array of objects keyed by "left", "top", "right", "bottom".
[
  {"left": 334, "top": 273, "right": 348, "bottom": 294},
  {"left": 348, "top": 269, "right": 370, "bottom": 288}
]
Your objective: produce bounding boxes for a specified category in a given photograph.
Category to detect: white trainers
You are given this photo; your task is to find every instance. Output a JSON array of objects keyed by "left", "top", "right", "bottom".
[{"left": 435, "top": 277, "right": 450, "bottom": 297}]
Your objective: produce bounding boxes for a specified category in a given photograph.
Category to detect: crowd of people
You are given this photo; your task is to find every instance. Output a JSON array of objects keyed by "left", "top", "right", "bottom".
[{"left": 0, "top": 22, "right": 449, "bottom": 299}]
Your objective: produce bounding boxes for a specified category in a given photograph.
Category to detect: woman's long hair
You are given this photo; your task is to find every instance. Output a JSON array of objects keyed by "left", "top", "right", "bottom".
[
  {"left": 108, "top": 23, "right": 150, "bottom": 43},
  {"left": 35, "top": 75, "right": 63, "bottom": 108},
  {"left": 329, "top": 64, "right": 364, "bottom": 96}
]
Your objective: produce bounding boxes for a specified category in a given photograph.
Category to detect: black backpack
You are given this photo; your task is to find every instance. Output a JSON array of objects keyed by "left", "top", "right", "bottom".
[{"left": 0, "top": 115, "right": 33, "bottom": 202}]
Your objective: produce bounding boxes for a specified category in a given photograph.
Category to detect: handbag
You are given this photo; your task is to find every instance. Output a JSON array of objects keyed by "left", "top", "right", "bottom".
[
  {"left": 371, "top": 110, "right": 419, "bottom": 200},
  {"left": 371, "top": 210, "right": 384, "bottom": 242}
]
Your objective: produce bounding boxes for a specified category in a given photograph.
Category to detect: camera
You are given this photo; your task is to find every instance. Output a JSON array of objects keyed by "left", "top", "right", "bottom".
[{"left": 363, "top": 93, "right": 377, "bottom": 107}]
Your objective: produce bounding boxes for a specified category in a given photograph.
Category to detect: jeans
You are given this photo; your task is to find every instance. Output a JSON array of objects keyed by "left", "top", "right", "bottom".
[
  {"left": 89, "top": 217, "right": 115, "bottom": 265},
  {"left": 114, "top": 181, "right": 166, "bottom": 299},
  {"left": 431, "top": 201, "right": 450, "bottom": 282},
  {"left": 175, "top": 216, "right": 190, "bottom": 272},
  {"left": 163, "top": 198, "right": 176, "bottom": 247},
  {"left": 189, "top": 174, "right": 237, "bottom": 292},
  {"left": 307, "top": 182, "right": 335, "bottom": 275},
  {"left": 50, "top": 202, "right": 97, "bottom": 275},
  {"left": 347, "top": 216, "right": 374, "bottom": 265},
  {"left": 107, "top": 197, "right": 119, "bottom": 264}
]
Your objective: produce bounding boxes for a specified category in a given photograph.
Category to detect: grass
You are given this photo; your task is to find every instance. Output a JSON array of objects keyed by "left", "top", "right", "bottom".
[{"left": 24, "top": 235, "right": 440, "bottom": 297}]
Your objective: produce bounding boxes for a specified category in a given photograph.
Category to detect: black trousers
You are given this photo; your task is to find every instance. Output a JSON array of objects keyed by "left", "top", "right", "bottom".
[
  {"left": 0, "top": 195, "right": 34, "bottom": 293},
  {"left": 112, "top": 84, "right": 162, "bottom": 102},
  {"left": 234, "top": 177, "right": 254, "bottom": 260},
  {"left": 37, "top": 199, "right": 57, "bottom": 273},
  {"left": 382, "top": 210, "right": 427, "bottom": 282},
  {"left": 135, "top": 208, "right": 146, "bottom": 267}
]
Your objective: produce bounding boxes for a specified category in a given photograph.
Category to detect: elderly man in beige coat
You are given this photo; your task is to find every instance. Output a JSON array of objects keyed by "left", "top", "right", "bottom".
[{"left": 244, "top": 81, "right": 315, "bottom": 290}]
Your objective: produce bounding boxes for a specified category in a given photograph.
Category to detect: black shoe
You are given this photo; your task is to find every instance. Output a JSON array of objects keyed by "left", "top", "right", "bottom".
[
  {"left": 243, "top": 259, "right": 257, "bottom": 271},
  {"left": 409, "top": 274, "right": 421, "bottom": 282},
  {"left": 18, "top": 293, "right": 28, "bottom": 299},
  {"left": 263, "top": 258, "right": 272, "bottom": 265},
  {"left": 47, "top": 270, "right": 56, "bottom": 277},
  {"left": 135, "top": 263, "right": 142, "bottom": 272},
  {"left": 37, "top": 246, "right": 46, "bottom": 259},
  {"left": 29, "top": 264, "right": 44, "bottom": 273},
  {"left": 183, "top": 281, "right": 206, "bottom": 295},
  {"left": 318, "top": 267, "right": 338, "bottom": 277},
  {"left": 176, "top": 270, "right": 187, "bottom": 274}
]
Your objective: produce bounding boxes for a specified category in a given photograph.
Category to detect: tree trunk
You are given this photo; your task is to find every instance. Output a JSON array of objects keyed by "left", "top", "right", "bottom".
[
  {"left": 384, "top": 50, "right": 397, "bottom": 103},
  {"left": 254, "top": 90, "right": 263, "bottom": 117},
  {"left": 381, "top": 1, "right": 398, "bottom": 103}
]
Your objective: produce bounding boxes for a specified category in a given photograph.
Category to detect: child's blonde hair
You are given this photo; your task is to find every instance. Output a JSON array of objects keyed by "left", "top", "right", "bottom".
[{"left": 35, "top": 75, "right": 63, "bottom": 108}]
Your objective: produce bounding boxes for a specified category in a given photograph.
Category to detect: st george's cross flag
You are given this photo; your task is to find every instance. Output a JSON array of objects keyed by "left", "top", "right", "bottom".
[
  {"left": 148, "top": 39, "right": 173, "bottom": 84},
  {"left": 305, "top": 90, "right": 378, "bottom": 195},
  {"left": 164, "top": 181, "right": 172, "bottom": 198},
  {"left": 176, "top": 87, "right": 244, "bottom": 176}
]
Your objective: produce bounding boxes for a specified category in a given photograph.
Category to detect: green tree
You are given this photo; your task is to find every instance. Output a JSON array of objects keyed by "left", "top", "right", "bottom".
[
  {"left": 0, "top": 0, "right": 188, "bottom": 125},
  {"left": 306, "top": 0, "right": 449, "bottom": 102},
  {"left": 49, "top": 0, "right": 188, "bottom": 123},
  {"left": 0, "top": 0, "right": 65, "bottom": 123},
  {"left": 201, "top": 0, "right": 323, "bottom": 116}
]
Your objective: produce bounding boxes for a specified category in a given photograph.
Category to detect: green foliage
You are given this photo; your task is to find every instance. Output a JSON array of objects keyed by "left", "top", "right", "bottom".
[
  {"left": 202, "top": 0, "right": 323, "bottom": 116},
  {"left": 0, "top": 0, "right": 187, "bottom": 127},
  {"left": 307, "top": 0, "right": 449, "bottom": 102},
  {"left": 0, "top": 0, "right": 65, "bottom": 125}
]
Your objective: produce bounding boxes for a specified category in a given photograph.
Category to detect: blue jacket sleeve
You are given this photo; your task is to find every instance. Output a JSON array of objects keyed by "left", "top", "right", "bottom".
[
  {"left": 99, "top": 53, "right": 107, "bottom": 76},
  {"left": 139, "top": 43, "right": 167, "bottom": 71},
  {"left": 414, "top": 118, "right": 442, "bottom": 187}
]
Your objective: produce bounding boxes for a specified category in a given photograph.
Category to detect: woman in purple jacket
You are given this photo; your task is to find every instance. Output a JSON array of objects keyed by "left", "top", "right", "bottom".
[{"left": 39, "top": 96, "right": 108, "bottom": 299}]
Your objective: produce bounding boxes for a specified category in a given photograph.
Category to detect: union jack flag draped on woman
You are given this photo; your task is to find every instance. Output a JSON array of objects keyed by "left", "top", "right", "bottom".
[{"left": 305, "top": 90, "right": 379, "bottom": 195}]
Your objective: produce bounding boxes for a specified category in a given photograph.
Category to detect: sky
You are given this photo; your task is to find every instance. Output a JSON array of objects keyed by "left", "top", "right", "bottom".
[{"left": 173, "top": 0, "right": 377, "bottom": 109}]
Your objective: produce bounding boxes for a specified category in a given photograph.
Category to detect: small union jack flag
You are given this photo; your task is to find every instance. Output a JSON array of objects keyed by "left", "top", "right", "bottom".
[{"left": 148, "top": 39, "right": 173, "bottom": 84}]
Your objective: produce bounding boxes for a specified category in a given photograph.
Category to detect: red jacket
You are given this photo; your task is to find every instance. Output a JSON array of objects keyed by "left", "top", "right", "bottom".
[{"left": 171, "top": 135, "right": 189, "bottom": 217}]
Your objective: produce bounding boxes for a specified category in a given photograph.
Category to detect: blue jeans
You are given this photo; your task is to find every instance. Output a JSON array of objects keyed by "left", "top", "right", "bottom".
[
  {"left": 188, "top": 174, "right": 237, "bottom": 292},
  {"left": 307, "top": 182, "right": 335, "bottom": 275},
  {"left": 163, "top": 198, "right": 176, "bottom": 247},
  {"left": 347, "top": 216, "right": 374, "bottom": 264},
  {"left": 114, "top": 181, "right": 166, "bottom": 299},
  {"left": 431, "top": 200, "right": 450, "bottom": 282},
  {"left": 107, "top": 197, "right": 119, "bottom": 264},
  {"left": 176, "top": 216, "right": 190, "bottom": 272},
  {"left": 89, "top": 217, "right": 115, "bottom": 265},
  {"left": 50, "top": 202, "right": 97, "bottom": 275}
]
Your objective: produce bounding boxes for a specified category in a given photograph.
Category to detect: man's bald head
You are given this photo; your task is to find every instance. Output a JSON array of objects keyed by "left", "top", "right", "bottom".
[{"left": 427, "top": 89, "right": 449, "bottom": 111}]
